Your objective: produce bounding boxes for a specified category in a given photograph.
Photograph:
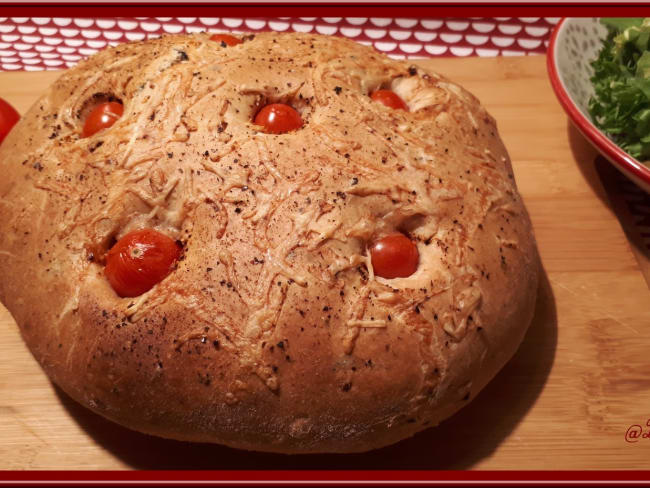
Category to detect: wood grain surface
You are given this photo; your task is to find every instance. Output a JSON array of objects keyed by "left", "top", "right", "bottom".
[{"left": 1, "top": 55, "right": 649, "bottom": 471}]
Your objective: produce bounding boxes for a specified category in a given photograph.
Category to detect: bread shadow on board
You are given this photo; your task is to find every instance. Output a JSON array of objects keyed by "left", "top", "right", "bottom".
[{"left": 55, "top": 266, "right": 557, "bottom": 470}]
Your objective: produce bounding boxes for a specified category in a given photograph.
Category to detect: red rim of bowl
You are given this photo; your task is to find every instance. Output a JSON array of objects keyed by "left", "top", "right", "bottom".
[{"left": 547, "top": 17, "right": 650, "bottom": 188}]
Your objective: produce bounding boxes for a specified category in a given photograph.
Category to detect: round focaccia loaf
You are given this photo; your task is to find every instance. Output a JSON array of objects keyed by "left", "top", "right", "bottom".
[{"left": 0, "top": 32, "right": 539, "bottom": 453}]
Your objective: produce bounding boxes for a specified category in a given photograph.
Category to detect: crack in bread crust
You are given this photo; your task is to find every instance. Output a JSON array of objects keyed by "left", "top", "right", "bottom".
[{"left": 0, "top": 32, "right": 540, "bottom": 453}]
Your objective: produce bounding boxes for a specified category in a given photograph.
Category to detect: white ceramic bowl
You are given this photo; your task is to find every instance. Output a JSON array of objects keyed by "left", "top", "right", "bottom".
[{"left": 547, "top": 17, "right": 650, "bottom": 193}]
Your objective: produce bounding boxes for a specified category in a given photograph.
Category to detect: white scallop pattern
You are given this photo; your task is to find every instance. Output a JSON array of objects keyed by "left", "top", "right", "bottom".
[
  {"left": 395, "top": 19, "right": 418, "bottom": 29},
  {"left": 492, "top": 36, "right": 516, "bottom": 48},
  {"left": 104, "top": 31, "right": 124, "bottom": 40},
  {"left": 450, "top": 46, "right": 473, "bottom": 57},
  {"left": 365, "top": 29, "right": 387, "bottom": 40},
  {"left": 525, "top": 26, "right": 549, "bottom": 37},
  {"left": 375, "top": 42, "right": 397, "bottom": 52},
  {"left": 400, "top": 43, "right": 422, "bottom": 54},
  {"left": 199, "top": 18, "right": 220, "bottom": 26},
  {"left": 498, "top": 24, "right": 522, "bottom": 35},
  {"left": 64, "top": 39, "right": 83, "bottom": 47},
  {"left": 341, "top": 27, "right": 362, "bottom": 38},
  {"left": 440, "top": 33, "right": 463, "bottom": 44},
  {"left": 0, "top": 17, "right": 556, "bottom": 72},
  {"left": 96, "top": 20, "right": 116, "bottom": 29},
  {"left": 292, "top": 23, "right": 313, "bottom": 33},
  {"left": 472, "top": 21, "right": 496, "bottom": 33},
  {"left": 389, "top": 30, "right": 411, "bottom": 41},
  {"left": 370, "top": 18, "right": 391, "bottom": 27},
  {"left": 117, "top": 20, "right": 137, "bottom": 31},
  {"left": 467, "top": 35, "right": 489, "bottom": 46},
  {"left": 425, "top": 45, "right": 448, "bottom": 55},
  {"left": 73, "top": 19, "right": 93, "bottom": 28},
  {"left": 316, "top": 25, "right": 337, "bottom": 36},
  {"left": 347, "top": 18, "right": 367, "bottom": 26},
  {"left": 414, "top": 31, "right": 436, "bottom": 42},
  {"left": 52, "top": 18, "right": 71, "bottom": 27},
  {"left": 446, "top": 20, "right": 470, "bottom": 32},
  {"left": 517, "top": 38, "right": 542, "bottom": 49},
  {"left": 476, "top": 48, "right": 499, "bottom": 57},
  {"left": 162, "top": 24, "right": 182, "bottom": 34},
  {"left": 268, "top": 21, "right": 289, "bottom": 31}
]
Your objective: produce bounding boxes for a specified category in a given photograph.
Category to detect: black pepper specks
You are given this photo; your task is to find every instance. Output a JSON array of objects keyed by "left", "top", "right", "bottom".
[
  {"left": 334, "top": 86, "right": 342, "bottom": 95},
  {"left": 88, "top": 141, "right": 104, "bottom": 153}
]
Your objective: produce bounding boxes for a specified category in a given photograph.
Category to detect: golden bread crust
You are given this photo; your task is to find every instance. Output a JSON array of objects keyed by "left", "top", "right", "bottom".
[{"left": 0, "top": 32, "right": 539, "bottom": 453}]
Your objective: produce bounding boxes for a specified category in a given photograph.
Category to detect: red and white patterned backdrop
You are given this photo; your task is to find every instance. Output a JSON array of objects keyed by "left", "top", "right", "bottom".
[{"left": 0, "top": 17, "right": 559, "bottom": 71}]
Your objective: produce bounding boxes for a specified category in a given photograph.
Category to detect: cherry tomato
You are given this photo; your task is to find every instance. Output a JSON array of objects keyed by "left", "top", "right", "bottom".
[
  {"left": 210, "top": 33, "right": 242, "bottom": 47},
  {"left": 82, "top": 101, "right": 123, "bottom": 138},
  {"left": 254, "top": 103, "right": 303, "bottom": 134},
  {"left": 370, "top": 233, "right": 419, "bottom": 279},
  {"left": 105, "top": 229, "right": 181, "bottom": 298},
  {"left": 0, "top": 97, "right": 20, "bottom": 145},
  {"left": 370, "top": 90, "right": 408, "bottom": 111}
]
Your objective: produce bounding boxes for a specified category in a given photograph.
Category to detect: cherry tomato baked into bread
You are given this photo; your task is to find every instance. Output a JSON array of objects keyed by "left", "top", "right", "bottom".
[{"left": 0, "top": 32, "right": 540, "bottom": 453}]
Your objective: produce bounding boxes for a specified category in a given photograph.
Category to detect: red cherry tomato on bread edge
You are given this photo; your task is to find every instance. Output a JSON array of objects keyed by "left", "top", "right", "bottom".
[
  {"left": 0, "top": 97, "right": 20, "bottom": 145},
  {"left": 210, "top": 33, "right": 242, "bottom": 47},
  {"left": 254, "top": 103, "right": 303, "bottom": 134},
  {"left": 82, "top": 101, "right": 123, "bottom": 138},
  {"left": 105, "top": 229, "right": 181, "bottom": 298},
  {"left": 370, "top": 233, "right": 419, "bottom": 279},
  {"left": 370, "top": 90, "right": 408, "bottom": 111}
]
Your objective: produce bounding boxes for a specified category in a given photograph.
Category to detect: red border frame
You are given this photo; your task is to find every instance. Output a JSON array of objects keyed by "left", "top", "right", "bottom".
[
  {"left": 1, "top": 5, "right": 650, "bottom": 486},
  {"left": 2, "top": 4, "right": 650, "bottom": 16},
  {"left": 546, "top": 17, "right": 650, "bottom": 190},
  {"left": 1, "top": 470, "right": 650, "bottom": 485}
]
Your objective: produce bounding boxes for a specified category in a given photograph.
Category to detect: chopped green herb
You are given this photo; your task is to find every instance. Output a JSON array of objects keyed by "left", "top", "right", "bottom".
[{"left": 588, "top": 18, "right": 650, "bottom": 161}]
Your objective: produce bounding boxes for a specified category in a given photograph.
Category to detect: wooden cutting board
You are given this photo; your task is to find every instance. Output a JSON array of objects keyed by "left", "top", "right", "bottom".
[{"left": 1, "top": 55, "right": 649, "bottom": 471}]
